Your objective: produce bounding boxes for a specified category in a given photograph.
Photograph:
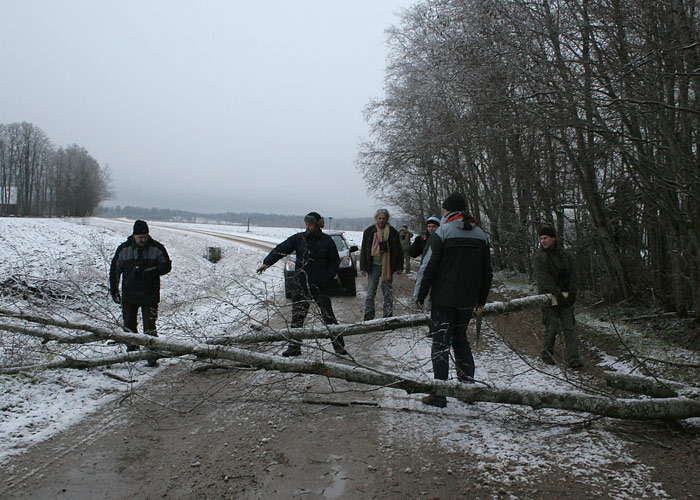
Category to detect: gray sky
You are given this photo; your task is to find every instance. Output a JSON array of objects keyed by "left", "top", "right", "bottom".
[{"left": 1, "top": 1, "right": 412, "bottom": 217}]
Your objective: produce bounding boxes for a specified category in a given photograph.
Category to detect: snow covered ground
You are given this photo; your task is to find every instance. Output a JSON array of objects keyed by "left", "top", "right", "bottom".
[{"left": 1, "top": 217, "right": 697, "bottom": 499}]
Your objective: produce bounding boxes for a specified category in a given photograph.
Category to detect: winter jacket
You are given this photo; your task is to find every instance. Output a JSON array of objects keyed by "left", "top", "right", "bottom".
[
  {"left": 399, "top": 229, "right": 413, "bottom": 251},
  {"left": 534, "top": 242, "right": 577, "bottom": 305},
  {"left": 414, "top": 212, "right": 493, "bottom": 309},
  {"left": 110, "top": 236, "right": 172, "bottom": 306},
  {"left": 408, "top": 232, "right": 430, "bottom": 259},
  {"left": 359, "top": 224, "right": 403, "bottom": 274},
  {"left": 263, "top": 231, "right": 340, "bottom": 290}
]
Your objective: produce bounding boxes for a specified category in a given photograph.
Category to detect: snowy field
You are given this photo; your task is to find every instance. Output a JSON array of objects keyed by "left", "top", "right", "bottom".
[{"left": 1, "top": 217, "right": 698, "bottom": 498}]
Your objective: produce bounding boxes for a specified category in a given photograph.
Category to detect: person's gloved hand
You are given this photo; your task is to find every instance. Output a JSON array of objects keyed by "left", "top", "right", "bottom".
[
  {"left": 554, "top": 293, "right": 566, "bottom": 306},
  {"left": 111, "top": 290, "right": 121, "bottom": 304}
]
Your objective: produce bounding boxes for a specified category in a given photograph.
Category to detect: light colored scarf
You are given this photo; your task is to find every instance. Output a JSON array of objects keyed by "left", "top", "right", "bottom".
[{"left": 371, "top": 224, "right": 392, "bottom": 281}]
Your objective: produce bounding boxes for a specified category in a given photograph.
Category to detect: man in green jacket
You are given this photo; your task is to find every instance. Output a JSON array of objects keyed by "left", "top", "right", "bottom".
[{"left": 534, "top": 227, "right": 582, "bottom": 369}]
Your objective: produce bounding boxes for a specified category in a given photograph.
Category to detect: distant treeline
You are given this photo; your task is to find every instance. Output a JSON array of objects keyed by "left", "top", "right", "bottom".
[
  {"left": 0, "top": 122, "right": 112, "bottom": 217},
  {"left": 96, "top": 205, "right": 383, "bottom": 231}
]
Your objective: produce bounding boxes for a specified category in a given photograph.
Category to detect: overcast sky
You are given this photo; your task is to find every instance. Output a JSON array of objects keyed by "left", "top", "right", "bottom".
[{"left": 1, "top": 1, "right": 413, "bottom": 217}]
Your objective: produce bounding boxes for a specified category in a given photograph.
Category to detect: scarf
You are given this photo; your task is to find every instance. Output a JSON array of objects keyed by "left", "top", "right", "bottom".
[{"left": 371, "top": 224, "right": 392, "bottom": 281}]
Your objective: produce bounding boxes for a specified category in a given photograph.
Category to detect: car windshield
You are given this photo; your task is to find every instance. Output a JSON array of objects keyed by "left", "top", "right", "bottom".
[{"left": 331, "top": 235, "right": 348, "bottom": 251}]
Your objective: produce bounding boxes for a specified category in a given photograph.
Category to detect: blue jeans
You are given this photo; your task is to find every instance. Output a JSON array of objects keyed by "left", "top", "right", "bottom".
[
  {"left": 364, "top": 264, "right": 393, "bottom": 320},
  {"left": 430, "top": 305, "right": 475, "bottom": 381}
]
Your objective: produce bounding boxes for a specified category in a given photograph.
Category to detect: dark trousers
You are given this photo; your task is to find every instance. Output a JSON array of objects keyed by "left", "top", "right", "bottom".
[
  {"left": 430, "top": 305, "right": 475, "bottom": 381},
  {"left": 542, "top": 305, "right": 579, "bottom": 363},
  {"left": 122, "top": 303, "right": 159, "bottom": 336},
  {"left": 291, "top": 286, "right": 343, "bottom": 346}
]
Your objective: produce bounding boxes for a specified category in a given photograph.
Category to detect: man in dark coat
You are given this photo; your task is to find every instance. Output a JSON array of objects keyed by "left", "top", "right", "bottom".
[
  {"left": 398, "top": 224, "right": 414, "bottom": 273},
  {"left": 257, "top": 212, "right": 347, "bottom": 357},
  {"left": 359, "top": 208, "right": 403, "bottom": 321},
  {"left": 408, "top": 215, "right": 440, "bottom": 260},
  {"left": 534, "top": 226, "right": 582, "bottom": 369},
  {"left": 110, "top": 220, "right": 172, "bottom": 366},
  {"left": 414, "top": 193, "right": 493, "bottom": 407}
]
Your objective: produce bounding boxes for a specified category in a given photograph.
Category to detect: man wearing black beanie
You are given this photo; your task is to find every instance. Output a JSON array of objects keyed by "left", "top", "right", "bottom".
[
  {"left": 534, "top": 226, "right": 582, "bottom": 369},
  {"left": 413, "top": 192, "right": 493, "bottom": 408},
  {"left": 109, "top": 220, "right": 172, "bottom": 366}
]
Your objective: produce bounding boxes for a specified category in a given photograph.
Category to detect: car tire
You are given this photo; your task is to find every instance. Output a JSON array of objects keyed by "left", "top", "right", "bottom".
[
  {"left": 344, "top": 278, "right": 356, "bottom": 296},
  {"left": 284, "top": 276, "right": 293, "bottom": 299}
]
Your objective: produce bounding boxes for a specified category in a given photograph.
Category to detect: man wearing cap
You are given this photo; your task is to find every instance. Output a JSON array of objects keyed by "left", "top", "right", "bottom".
[
  {"left": 534, "top": 227, "right": 582, "bottom": 369},
  {"left": 359, "top": 208, "right": 403, "bottom": 321},
  {"left": 414, "top": 193, "right": 493, "bottom": 408},
  {"left": 398, "top": 224, "right": 414, "bottom": 273},
  {"left": 257, "top": 212, "right": 347, "bottom": 357},
  {"left": 408, "top": 215, "right": 440, "bottom": 261},
  {"left": 409, "top": 215, "right": 441, "bottom": 335},
  {"left": 109, "top": 220, "right": 172, "bottom": 366}
]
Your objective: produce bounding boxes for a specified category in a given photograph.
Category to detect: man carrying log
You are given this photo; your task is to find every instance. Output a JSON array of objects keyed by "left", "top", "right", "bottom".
[
  {"left": 534, "top": 226, "right": 582, "bottom": 369},
  {"left": 413, "top": 193, "right": 493, "bottom": 408}
]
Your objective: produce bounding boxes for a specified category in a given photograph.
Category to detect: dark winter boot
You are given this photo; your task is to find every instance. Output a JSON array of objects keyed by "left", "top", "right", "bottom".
[
  {"left": 421, "top": 395, "right": 447, "bottom": 408},
  {"left": 568, "top": 359, "right": 583, "bottom": 370},
  {"left": 332, "top": 340, "right": 348, "bottom": 356},
  {"left": 541, "top": 352, "right": 556, "bottom": 365},
  {"left": 282, "top": 344, "right": 302, "bottom": 357}
]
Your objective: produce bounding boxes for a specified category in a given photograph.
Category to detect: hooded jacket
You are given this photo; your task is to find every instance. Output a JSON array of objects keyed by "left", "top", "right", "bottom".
[
  {"left": 414, "top": 212, "right": 493, "bottom": 308},
  {"left": 110, "top": 236, "right": 172, "bottom": 305},
  {"left": 263, "top": 230, "right": 340, "bottom": 291},
  {"left": 534, "top": 241, "right": 577, "bottom": 297}
]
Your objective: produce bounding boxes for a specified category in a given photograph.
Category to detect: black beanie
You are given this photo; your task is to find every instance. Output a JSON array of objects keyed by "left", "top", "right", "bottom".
[
  {"left": 442, "top": 192, "right": 467, "bottom": 212},
  {"left": 539, "top": 226, "right": 556, "bottom": 238},
  {"left": 133, "top": 220, "right": 149, "bottom": 235}
]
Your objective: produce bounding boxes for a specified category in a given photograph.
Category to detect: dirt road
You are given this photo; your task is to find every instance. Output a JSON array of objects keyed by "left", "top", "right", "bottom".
[{"left": 1, "top": 270, "right": 699, "bottom": 499}]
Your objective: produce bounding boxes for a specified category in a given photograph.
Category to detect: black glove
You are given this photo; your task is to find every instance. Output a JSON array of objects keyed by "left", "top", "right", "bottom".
[
  {"left": 567, "top": 291, "right": 577, "bottom": 305},
  {"left": 111, "top": 290, "right": 121, "bottom": 304},
  {"left": 554, "top": 293, "right": 566, "bottom": 306}
]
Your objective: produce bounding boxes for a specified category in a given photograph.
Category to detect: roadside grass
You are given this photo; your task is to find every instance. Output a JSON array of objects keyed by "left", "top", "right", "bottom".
[{"left": 495, "top": 271, "right": 700, "bottom": 387}]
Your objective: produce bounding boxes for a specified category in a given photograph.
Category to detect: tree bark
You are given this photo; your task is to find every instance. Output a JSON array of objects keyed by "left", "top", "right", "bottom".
[
  {"left": 3, "top": 300, "right": 700, "bottom": 421},
  {"left": 216, "top": 294, "right": 553, "bottom": 345}
]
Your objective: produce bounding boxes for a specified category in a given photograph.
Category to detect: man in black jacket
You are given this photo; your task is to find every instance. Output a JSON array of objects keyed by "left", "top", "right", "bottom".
[
  {"left": 110, "top": 220, "right": 172, "bottom": 366},
  {"left": 359, "top": 208, "right": 403, "bottom": 321},
  {"left": 414, "top": 193, "right": 493, "bottom": 407},
  {"left": 408, "top": 215, "right": 440, "bottom": 261},
  {"left": 257, "top": 212, "right": 347, "bottom": 357}
]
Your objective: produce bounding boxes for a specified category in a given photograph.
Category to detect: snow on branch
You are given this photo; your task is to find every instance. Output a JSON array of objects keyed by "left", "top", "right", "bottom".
[{"left": 211, "top": 294, "right": 554, "bottom": 345}]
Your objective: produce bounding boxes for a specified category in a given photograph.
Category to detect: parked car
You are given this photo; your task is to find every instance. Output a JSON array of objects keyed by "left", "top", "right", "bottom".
[{"left": 283, "top": 231, "right": 358, "bottom": 298}]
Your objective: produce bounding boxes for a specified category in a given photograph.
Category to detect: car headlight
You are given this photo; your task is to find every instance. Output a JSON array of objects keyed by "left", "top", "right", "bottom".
[
  {"left": 339, "top": 256, "right": 353, "bottom": 269},
  {"left": 285, "top": 260, "right": 295, "bottom": 272}
]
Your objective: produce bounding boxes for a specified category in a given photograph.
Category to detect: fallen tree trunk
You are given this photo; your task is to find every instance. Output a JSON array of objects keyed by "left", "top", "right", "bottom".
[
  {"left": 0, "top": 321, "right": 101, "bottom": 345},
  {"left": 604, "top": 371, "right": 700, "bottom": 398},
  {"left": 4, "top": 302, "right": 700, "bottom": 420},
  {"left": 212, "top": 294, "right": 554, "bottom": 345},
  {"left": 0, "top": 351, "right": 161, "bottom": 375}
]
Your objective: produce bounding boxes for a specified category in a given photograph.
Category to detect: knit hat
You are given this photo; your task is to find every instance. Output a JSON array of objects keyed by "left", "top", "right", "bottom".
[
  {"left": 304, "top": 211, "right": 324, "bottom": 228},
  {"left": 426, "top": 215, "right": 440, "bottom": 227},
  {"left": 133, "top": 220, "right": 149, "bottom": 235},
  {"left": 539, "top": 226, "right": 556, "bottom": 238},
  {"left": 442, "top": 192, "right": 467, "bottom": 212}
]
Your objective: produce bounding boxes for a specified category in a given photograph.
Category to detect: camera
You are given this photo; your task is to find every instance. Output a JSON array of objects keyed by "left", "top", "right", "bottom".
[{"left": 378, "top": 241, "right": 389, "bottom": 253}]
